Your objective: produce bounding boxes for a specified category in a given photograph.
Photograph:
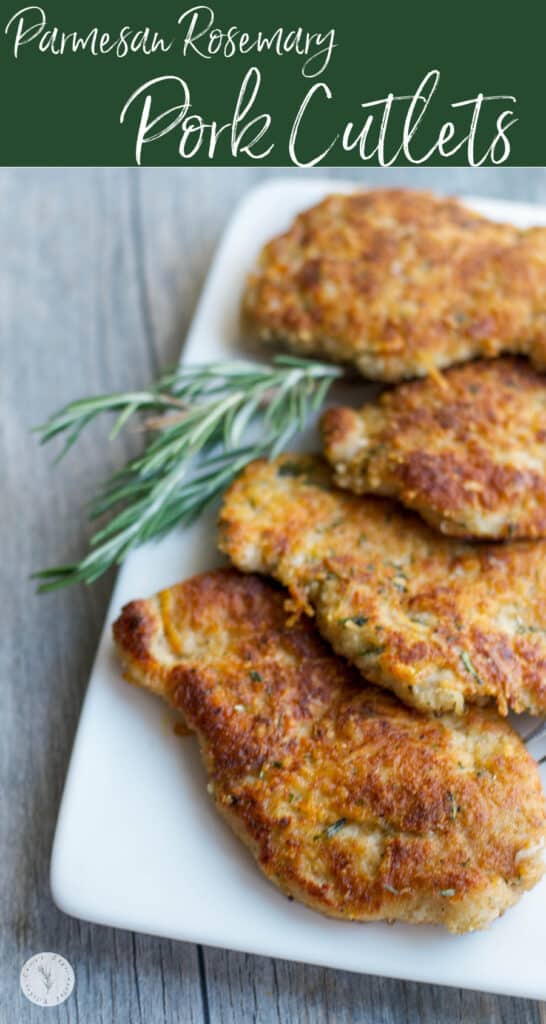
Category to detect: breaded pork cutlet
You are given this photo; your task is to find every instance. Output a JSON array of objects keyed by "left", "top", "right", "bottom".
[
  {"left": 244, "top": 189, "right": 546, "bottom": 381},
  {"left": 113, "top": 569, "right": 546, "bottom": 934},
  {"left": 219, "top": 455, "right": 546, "bottom": 717},
  {"left": 322, "top": 358, "right": 546, "bottom": 540}
]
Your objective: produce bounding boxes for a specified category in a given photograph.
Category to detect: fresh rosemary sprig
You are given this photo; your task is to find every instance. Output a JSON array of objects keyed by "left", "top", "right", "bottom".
[{"left": 33, "top": 355, "right": 342, "bottom": 591}]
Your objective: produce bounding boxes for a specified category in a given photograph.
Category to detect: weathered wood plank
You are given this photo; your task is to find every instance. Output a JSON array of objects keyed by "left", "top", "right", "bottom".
[
  {"left": 3, "top": 165, "right": 546, "bottom": 1023},
  {"left": 201, "top": 948, "right": 544, "bottom": 1024},
  {"left": 0, "top": 166, "right": 203, "bottom": 1024}
]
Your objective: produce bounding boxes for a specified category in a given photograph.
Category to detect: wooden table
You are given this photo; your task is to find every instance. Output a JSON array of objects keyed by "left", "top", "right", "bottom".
[{"left": 3, "top": 166, "right": 546, "bottom": 1024}]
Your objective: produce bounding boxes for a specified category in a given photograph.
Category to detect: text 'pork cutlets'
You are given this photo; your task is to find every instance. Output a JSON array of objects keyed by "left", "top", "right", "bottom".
[
  {"left": 113, "top": 569, "right": 546, "bottom": 934},
  {"left": 219, "top": 455, "right": 546, "bottom": 717},
  {"left": 322, "top": 358, "right": 546, "bottom": 540},
  {"left": 244, "top": 189, "right": 546, "bottom": 381}
]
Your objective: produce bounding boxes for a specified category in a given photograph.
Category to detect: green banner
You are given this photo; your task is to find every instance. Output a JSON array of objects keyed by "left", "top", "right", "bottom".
[{"left": 1, "top": 1, "right": 543, "bottom": 165}]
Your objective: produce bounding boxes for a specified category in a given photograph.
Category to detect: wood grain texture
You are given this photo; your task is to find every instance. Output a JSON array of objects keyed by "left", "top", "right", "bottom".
[{"left": 2, "top": 166, "right": 546, "bottom": 1024}]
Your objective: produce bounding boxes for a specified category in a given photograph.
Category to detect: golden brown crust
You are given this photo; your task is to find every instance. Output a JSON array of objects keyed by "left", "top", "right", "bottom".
[
  {"left": 321, "top": 358, "right": 546, "bottom": 540},
  {"left": 113, "top": 569, "right": 545, "bottom": 933},
  {"left": 244, "top": 190, "right": 546, "bottom": 381},
  {"left": 219, "top": 455, "right": 546, "bottom": 717}
]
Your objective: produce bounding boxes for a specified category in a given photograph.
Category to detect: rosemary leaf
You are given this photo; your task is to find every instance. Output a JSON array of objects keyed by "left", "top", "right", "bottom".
[
  {"left": 325, "top": 818, "right": 347, "bottom": 838},
  {"left": 33, "top": 356, "right": 342, "bottom": 591}
]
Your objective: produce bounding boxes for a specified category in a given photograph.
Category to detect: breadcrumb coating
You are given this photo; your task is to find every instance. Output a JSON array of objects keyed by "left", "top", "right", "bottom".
[
  {"left": 113, "top": 569, "right": 546, "bottom": 933},
  {"left": 322, "top": 358, "right": 546, "bottom": 540},
  {"left": 219, "top": 455, "right": 546, "bottom": 716},
  {"left": 244, "top": 190, "right": 546, "bottom": 381}
]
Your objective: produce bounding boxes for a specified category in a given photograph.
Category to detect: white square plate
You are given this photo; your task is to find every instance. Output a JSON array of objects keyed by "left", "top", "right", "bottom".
[{"left": 51, "top": 178, "right": 546, "bottom": 1000}]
